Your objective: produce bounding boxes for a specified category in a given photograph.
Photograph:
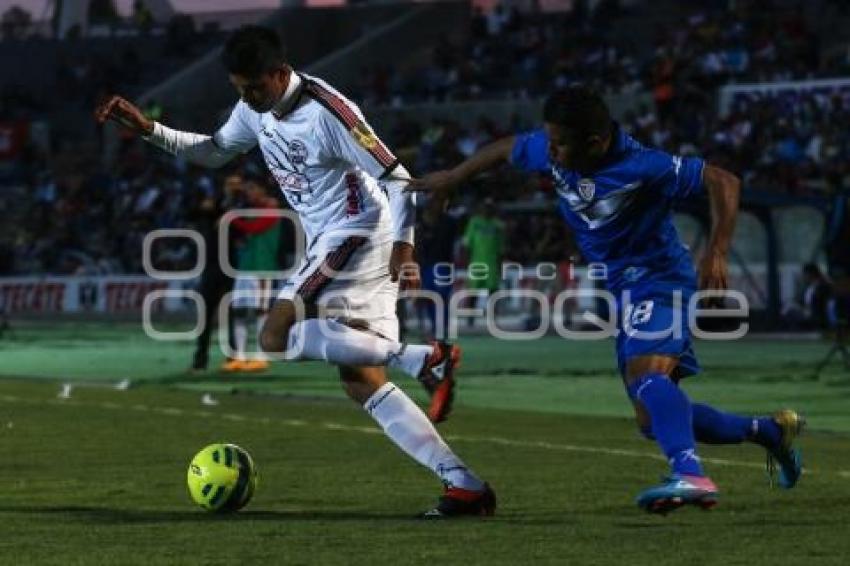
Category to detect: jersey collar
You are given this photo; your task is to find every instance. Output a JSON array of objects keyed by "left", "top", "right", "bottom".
[{"left": 271, "top": 71, "right": 304, "bottom": 120}]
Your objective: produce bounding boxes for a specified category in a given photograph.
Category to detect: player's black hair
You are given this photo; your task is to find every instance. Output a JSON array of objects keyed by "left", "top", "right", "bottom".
[
  {"left": 221, "top": 25, "right": 287, "bottom": 78},
  {"left": 543, "top": 85, "right": 612, "bottom": 140}
]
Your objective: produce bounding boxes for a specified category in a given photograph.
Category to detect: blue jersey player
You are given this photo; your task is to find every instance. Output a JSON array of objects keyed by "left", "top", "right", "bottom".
[{"left": 409, "top": 85, "right": 805, "bottom": 514}]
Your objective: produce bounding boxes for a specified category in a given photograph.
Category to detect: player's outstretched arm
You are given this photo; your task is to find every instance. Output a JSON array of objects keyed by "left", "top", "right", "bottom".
[
  {"left": 405, "top": 136, "right": 516, "bottom": 199},
  {"left": 699, "top": 164, "right": 741, "bottom": 294},
  {"left": 94, "top": 95, "right": 239, "bottom": 168},
  {"left": 95, "top": 95, "right": 154, "bottom": 135}
]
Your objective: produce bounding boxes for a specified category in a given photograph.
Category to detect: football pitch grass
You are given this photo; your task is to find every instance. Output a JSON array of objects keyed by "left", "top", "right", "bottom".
[{"left": 1, "top": 321, "right": 849, "bottom": 565}]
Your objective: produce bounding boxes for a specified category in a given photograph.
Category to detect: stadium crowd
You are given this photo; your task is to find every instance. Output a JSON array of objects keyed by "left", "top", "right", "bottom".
[
  {"left": 0, "top": 3, "right": 220, "bottom": 128},
  {"left": 353, "top": 0, "right": 849, "bottom": 106},
  {"left": 1, "top": 0, "right": 849, "bottom": 276}
]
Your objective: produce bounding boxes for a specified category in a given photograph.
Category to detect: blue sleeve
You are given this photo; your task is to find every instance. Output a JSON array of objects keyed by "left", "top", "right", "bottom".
[
  {"left": 510, "top": 129, "right": 550, "bottom": 173},
  {"left": 643, "top": 150, "right": 706, "bottom": 200}
]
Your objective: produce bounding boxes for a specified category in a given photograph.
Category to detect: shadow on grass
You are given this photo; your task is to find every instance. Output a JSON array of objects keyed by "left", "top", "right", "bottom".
[
  {"left": 0, "top": 505, "right": 584, "bottom": 526},
  {"left": 0, "top": 505, "right": 423, "bottom": 524}
]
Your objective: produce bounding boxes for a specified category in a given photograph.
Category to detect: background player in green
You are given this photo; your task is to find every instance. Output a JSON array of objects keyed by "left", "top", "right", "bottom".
[
  {"left": 462, "top": 198, "right": 504, "bottom": 326},
  {"left": 227, "top": 175, "right": 282, "bottom": 372}
]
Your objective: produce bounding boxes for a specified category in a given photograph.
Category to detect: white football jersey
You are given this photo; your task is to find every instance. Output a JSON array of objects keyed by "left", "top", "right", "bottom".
[{"left": 210, "top": 72, "right": 399, "bottom": 245}]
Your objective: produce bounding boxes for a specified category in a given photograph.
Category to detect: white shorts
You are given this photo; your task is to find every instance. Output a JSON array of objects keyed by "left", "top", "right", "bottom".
[
  {"left": 277, "top": 229, "right": 399, "bottom": 341},
  {"left": 233, "top": 275, "right": 275, "bottom": 311}
]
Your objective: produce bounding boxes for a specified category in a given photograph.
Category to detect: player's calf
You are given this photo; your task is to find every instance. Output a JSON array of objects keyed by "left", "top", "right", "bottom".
[
  {"left": 338, "top": 365, "right": 387, "bottom": 405},
  {"left": 361, "top": 381, "right": 492, "bottom": 517}
]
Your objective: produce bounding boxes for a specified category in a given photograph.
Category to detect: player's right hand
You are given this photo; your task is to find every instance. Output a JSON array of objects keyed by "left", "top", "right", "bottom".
[{"left": 94, "top": 95, "right": 154, "bottom": 135}]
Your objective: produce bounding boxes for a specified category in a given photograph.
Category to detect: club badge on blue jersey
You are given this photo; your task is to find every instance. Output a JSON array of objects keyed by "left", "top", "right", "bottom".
[{"left": 578, "top": 178, "right": 595, "bottom": 201}]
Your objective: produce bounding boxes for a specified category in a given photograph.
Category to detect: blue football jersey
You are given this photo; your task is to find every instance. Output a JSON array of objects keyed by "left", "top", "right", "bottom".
[{"left": 510, "top": 125, "right": 705, "bottom": 293}]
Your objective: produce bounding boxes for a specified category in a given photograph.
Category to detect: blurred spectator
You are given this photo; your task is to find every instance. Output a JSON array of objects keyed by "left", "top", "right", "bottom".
[
  {"left": 133, "top": 0, "right": 155, "bottom": 33},
  {"left": 1, "top": 5, "right": 32, "bottom": 40},
  {"left": 88, "top": 0, "right": 120, "bottom": 27},
  {"left": 783, "top": 263, "right": 834, "bottom": 329},
  {"left": 415, "top": 201, "right": 459, "bottom": 340}
]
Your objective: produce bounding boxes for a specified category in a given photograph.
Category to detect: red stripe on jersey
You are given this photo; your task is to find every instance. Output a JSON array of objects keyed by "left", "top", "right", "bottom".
[
  {"left": 344, "top": 172, "right": 362, "bottom": 216},
  {"left": 296, "top": 236, "right": 368, "bottom": 302},
  {"left": 306, "top": 81, "right": 397, "bottom": 168},
  {"left": 311, "top": 86, "right": 395, "bottom": 166}
]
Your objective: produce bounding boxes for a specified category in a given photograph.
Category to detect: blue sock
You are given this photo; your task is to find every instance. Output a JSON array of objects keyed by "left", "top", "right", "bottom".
[
  {"left": 752, "top": 417, "right": 782, "bottom": 449},
  {"left": 691, "top": 403, "right": 782, "bottom": 449},
  {"left": 628, "top": 373, "right": 704, "bottom": 477},
  {"left": 692, "top": 403, "right": 751, "bottom": 444}
]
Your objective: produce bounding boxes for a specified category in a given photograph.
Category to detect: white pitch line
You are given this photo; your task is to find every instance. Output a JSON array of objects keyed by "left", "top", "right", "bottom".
[{"left": 2, "top": 394, "right": 848, "bottom": 478}]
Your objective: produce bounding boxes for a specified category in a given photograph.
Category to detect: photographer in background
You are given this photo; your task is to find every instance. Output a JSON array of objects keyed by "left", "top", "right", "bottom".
[{"left": 783, "top": 263, "right": 834, "bottom": 330}]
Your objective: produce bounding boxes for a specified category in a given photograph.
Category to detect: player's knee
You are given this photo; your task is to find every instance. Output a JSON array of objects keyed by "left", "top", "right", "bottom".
[
  {"left": 259, "top": 325, "right": 288, "bottom": 355},
  {"left": 259, "top": 301, "right": 298, "bottom": 355}
]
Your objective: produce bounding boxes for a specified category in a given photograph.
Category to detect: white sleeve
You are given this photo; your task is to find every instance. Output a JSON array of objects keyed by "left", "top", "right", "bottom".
[
  {"left": 317, "top": 110, "right": 414, "bottom": 242},
  {"left": 211, "top": 101, "right": 258, "bottom": 154},
  {"left": 383, "top": 164, "right": 416, "bottom": 245},
  {"left": 144, "top": 122, "right": 235, "bottom": 168},
  {"left": 143, "top": 102, "right": 257, "bottom": 168}
]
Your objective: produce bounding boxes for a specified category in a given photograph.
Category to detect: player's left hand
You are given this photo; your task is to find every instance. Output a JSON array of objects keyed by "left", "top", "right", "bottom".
[
  {"left": 698, "top": 248, "right": 728, "bottom": 307},
  {"left": 390, "top": 242, "right": 421, "bottom": 291}
]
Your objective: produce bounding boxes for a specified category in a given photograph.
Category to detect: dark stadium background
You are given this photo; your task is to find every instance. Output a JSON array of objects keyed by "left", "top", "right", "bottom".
[{"left": 0, "top": 1, "right": 848, "bottom": 564}]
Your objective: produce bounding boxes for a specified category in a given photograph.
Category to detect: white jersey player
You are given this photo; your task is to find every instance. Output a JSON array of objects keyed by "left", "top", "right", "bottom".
[{"left": 96, "top": 25, "right": 495, "bottom": 518}]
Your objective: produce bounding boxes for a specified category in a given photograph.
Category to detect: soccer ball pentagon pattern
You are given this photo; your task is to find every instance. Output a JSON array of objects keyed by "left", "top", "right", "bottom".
[{"left": 187, "top": 443, "right": 257, "bottom": 512}]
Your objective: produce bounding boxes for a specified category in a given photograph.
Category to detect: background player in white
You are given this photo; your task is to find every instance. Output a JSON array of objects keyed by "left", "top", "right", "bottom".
[{"left": 95, "top": 25, "right": 494, "bottom": 518}]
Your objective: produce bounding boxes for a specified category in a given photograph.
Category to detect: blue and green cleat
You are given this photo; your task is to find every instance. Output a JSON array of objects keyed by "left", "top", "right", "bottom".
[
  {"left": 766, "top": 409, "right": 805, "bottom": 489},
  {"left": 636, "top": 474, "right": 718, "bottom": 514}
]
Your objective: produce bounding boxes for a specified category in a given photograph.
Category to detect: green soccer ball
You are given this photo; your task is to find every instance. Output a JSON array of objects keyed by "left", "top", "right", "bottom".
[{"left": 187, "top": 443, "right": 257, "bottom": 512}]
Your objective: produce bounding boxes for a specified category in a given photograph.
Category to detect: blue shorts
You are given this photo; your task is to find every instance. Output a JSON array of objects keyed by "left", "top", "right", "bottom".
[{"left": 614, "top": 283, "right": 701, "bottom": 379}]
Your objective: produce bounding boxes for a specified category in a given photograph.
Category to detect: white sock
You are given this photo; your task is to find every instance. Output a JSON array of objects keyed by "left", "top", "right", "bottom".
[
  {"left": 255, "top": 313, "right": 268, "bottom": 360},
  {"left": 234, "top": 319, "right": 248, "bottom": 359},
  {"left": 286, "top": 319, "right": 432, "bottom": 378},
  {"left": 364, "top": 382, "right": 484, "bottom": 491}
]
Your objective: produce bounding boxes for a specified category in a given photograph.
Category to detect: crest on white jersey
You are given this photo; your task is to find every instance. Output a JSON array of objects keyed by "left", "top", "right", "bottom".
[
  {"left": 578, "top": 178, "right": 596, "bottom": 201},
  {"left": 288, "top": 140, "right": 308, "bottom": 165}
]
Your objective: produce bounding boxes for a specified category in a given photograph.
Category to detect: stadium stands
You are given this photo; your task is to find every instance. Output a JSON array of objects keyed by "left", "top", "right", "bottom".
[{"left": 0, "top": 0, "right": 848, "bottom": 325}]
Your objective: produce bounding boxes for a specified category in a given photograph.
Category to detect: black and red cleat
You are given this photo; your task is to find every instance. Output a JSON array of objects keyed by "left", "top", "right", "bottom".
[
  {"left": 420, "top": 483, "right": 497, "bottom": 519},
  {"left": 419, "top": 341, "right": 460, "bottom": 423}
]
